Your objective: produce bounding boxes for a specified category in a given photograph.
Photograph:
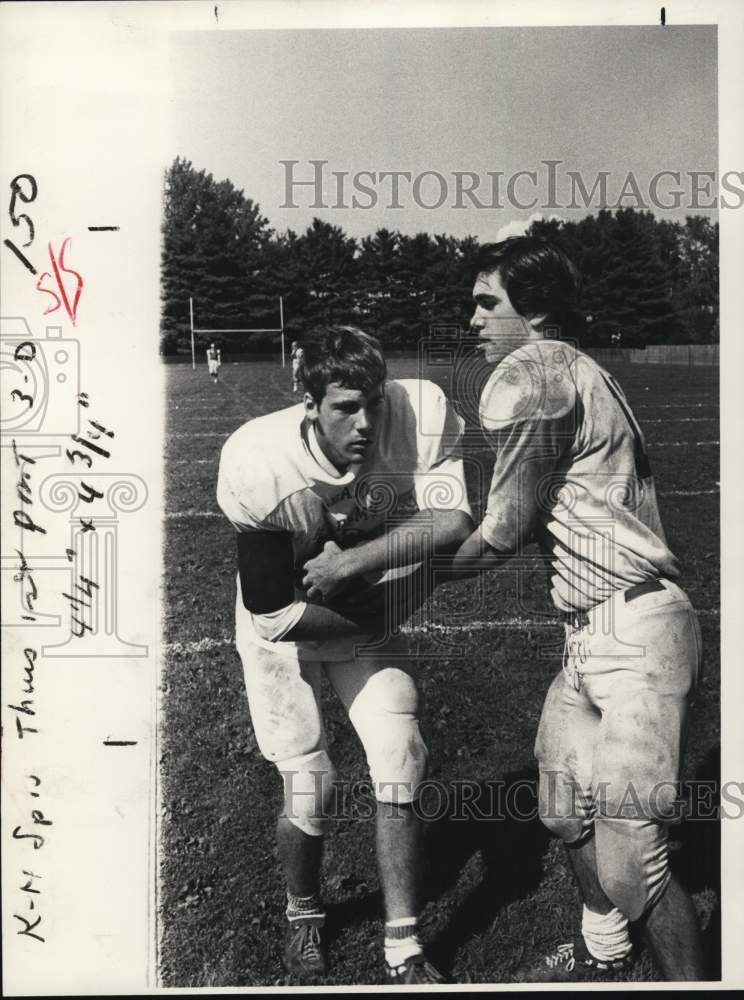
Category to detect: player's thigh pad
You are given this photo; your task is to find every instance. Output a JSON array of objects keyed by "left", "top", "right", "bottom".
[
  {"left": 535, "top": 667, "right": 599, "bottom": 843},
  {"left": 594, "top": 816, "right": 670, "bottom": 921},
  {"left": 236, "top": 634, "right": 335, "bottom": 835},
  {"left": 326, "top": 643, "right": 427, "bottom": 804}
]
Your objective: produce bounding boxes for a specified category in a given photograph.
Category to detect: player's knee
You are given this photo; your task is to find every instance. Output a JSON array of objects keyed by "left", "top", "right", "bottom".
[
  {"left": 538, "top": 769, "right": 593, "bottom": 843},
  {"left": 647, "top": 780, "right": 684, "bottom": 823},
  {"left": 540, "top": 811, "right": 588, "bottom": 843},
  {"left": 595, "top": 817, "right": 671, "bottom": 921},
  {"left": 366, "top": 667, "right": 421, "bottom": 716},
  {"left": 370, "top": 722, "right": 429, "bottom": 804},
  {"left": 350, "top": 668, "right": 428, "bottom": 803},
  {"left": 278, "top": 749, "right": 336, "bottom": 837}
]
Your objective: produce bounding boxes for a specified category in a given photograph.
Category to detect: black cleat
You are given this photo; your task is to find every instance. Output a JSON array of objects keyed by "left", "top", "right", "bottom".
[
  {"left": 282, "top": 913, "right": 328, "bottom": 979},
  {"left": 385, "top": 952, "right": 447, "bottom": 985}
]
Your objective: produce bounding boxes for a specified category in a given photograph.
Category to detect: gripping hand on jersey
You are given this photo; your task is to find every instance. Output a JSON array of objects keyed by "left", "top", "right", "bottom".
[{"left": 302, "top": 540, "right": 353, "bottom": 602}]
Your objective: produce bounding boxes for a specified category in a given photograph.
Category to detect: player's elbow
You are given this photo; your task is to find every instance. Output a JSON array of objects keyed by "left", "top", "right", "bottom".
[
  {"left": 435, "top": 508, "right": 475, "bottom": 552},
  {"left": 250, "top": 602, "right": 307, "bottom": 642}
]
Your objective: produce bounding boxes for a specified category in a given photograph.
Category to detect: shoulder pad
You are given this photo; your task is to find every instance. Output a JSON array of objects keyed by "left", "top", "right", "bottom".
[
  {"left": 218, "top": 408, "right": 307, "bottom": 525},
  {"left": 389, "top": 378, "right": 449, "bottom": 437},
  {"left": 479, "top": 342, "right": 576, "bottom": 431}
]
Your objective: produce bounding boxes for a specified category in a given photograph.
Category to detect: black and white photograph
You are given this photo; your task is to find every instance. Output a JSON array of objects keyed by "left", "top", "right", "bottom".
[
  {"left": 160, "top": 14, "right": 724, "bottom": 989},
  {"left": 2, "top": 1, "right": 743, "bottom": 994}
]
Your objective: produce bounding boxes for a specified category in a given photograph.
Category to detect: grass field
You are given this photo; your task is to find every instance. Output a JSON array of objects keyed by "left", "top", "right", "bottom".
[{"left": 159, "top": 355, "right": 720, "bottom": 987}]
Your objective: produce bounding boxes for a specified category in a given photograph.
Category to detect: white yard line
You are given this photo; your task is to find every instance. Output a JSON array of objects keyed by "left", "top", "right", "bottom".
[
  {"left": 659, "top": 489, "right": 719, "bottom": 497},
  {"left": 647, "top": 440, "right": 719, "bottom": 447},
  {"left": 164, "top": 485, "right": 719, "bottom": 521},
  {"left": 642, "top": 417, "right": 717, "bottom": 424},
  {"left": 163, "top": 608, "right": 720, "bottom": 655},
  {"left": 166, "top": 510, "right": 222, "bottom": 518}
]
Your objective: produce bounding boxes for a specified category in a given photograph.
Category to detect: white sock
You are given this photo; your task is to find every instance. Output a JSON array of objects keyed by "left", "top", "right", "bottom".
[
  {"left": 581, "top": 905, "right": 632, "bottom": 961},
  {"left": 384, "top": 917, "right": 422, "bottom": 967}
]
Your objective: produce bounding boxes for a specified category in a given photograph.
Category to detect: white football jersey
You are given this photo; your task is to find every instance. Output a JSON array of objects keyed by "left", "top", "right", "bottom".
[
  {"left": 478, "top": 339, "right": 680, "bottom": 613},
  {"left": 218, "top": 379, "right": 470, "bottom": 659}
]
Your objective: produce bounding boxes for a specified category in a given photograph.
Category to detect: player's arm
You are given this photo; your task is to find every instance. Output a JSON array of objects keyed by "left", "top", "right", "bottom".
[
  {"left": 450, "top": 372, "right": 576, "bottom": 579},
  {"left": 284, "top": 572, "right": 428, "bottom": 641},
  {"left": 302, "top": 502, "right": 472, "bottom": 602},
  {"left": 237, "top": 531, "right": 384, "bottom": 640},
  {"left": 447, "top": 525, "right": 514, "bottom": 580}
]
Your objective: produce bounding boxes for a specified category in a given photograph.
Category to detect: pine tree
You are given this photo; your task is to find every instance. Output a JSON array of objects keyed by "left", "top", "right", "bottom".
[{"left": 160, "top": 158, "right": 272, "bottom": 355}]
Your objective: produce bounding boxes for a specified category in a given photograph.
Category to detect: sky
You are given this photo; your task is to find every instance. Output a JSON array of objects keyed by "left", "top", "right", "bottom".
[{"left": 168, "top": 25, "right": 718, "bottom": 242}]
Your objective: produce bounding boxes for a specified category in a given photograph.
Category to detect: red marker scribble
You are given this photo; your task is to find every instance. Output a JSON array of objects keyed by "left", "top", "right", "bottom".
[{"left": 36, "top": 238, "right": 83, "bottom": 326}]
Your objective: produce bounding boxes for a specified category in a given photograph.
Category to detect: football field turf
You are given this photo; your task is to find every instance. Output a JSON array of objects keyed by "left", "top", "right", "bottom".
[{"left": 159, "top": 357, "right": 720, "bottom": 986}]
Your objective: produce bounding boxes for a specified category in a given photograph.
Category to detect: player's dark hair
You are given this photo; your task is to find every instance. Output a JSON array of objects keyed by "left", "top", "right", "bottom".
[
  {"left": 300, "top": 326, "right": 386, "bottom": 402},
  {"left": 475, "top": 236, "right": 584, "bottom": 336}
]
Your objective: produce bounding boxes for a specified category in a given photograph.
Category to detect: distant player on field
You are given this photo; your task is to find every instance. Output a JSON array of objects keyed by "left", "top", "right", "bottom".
[
  {"left": 217, "top": 326, "right": 472, "bottom": 984},
  {"left": 450, "top": 237, "right": 704, "bottom": 982},
  {"left": 290, "top": 340, "right": 304, "bottom": 392},
  {"left": 206, "top": 342, "right": 221, "bottom": 382}
]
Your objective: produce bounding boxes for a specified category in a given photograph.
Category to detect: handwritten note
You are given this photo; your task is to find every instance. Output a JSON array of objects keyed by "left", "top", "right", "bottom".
[{"left": 1, "top": 5, "right": 163, "bottom": 993}]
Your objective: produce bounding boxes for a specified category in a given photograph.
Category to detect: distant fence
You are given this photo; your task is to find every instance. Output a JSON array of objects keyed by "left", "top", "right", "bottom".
[{"left": 588, "top": 345, "right": 719, "bottom": 366}]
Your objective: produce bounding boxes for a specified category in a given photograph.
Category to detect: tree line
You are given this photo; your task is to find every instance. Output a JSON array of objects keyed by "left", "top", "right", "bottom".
[{"left": 161, "top": 157, "right": 718, "bottom": 356}]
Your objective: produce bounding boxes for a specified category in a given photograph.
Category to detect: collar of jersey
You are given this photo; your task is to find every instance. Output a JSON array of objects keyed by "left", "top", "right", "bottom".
[{"left": 303, "top": 420, "right": 358, "bottom": 486}]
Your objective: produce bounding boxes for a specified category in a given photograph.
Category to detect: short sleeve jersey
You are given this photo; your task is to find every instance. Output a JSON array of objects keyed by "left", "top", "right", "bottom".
[
  {"left": 478, "top": 340, "right": 680, "bottom": 613},
  {"left": 217, "top": 379, "right": 471, "bottom": 657}
]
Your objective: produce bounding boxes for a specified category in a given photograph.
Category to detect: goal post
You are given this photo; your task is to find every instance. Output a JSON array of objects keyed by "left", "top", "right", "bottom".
[{"left": 189, "top": 295, "right": 286, "bottom": 368}]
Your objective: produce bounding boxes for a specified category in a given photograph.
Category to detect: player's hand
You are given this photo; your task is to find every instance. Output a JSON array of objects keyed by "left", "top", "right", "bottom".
[{"left": 302, "top": 540, "right": 352, "bottom": 602}]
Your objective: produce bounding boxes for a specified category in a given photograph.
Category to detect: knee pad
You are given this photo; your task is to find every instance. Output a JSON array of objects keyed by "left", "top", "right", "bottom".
[
  {"left": 348, "top": 669, "right": 428, "bottom": 804},
  {"left": 278, "top": 748, "right": 336, "bottom": 837},
  {"left": 595, "top": 817, "right": 671, "bottom": 921},
  {"left": 538, "top": 768, "right": 594, "bottom": 844},
  {"left": 369, "top": 721, "right": 428, "bottom": 804}
]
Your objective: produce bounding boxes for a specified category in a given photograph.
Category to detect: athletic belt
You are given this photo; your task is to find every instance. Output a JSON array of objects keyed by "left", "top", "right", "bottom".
[
  {"left": 562, "top": 578, "right": 666, "bottom": 626},
  {"left": 623, "top": 578, "right": 666, "bottom": 603}
]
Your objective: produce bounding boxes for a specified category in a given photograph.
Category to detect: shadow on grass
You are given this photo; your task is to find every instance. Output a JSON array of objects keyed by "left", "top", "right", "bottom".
[
  {"left": 315, "top": 748, "right": 722, "bottom": 982},
  {"left": 322, "top": 769, "right": 549, "bottom": 966},
  {"left": 422, "top": 768, "right": 551, "bottom": 970},
  {"left": 325, "top": 890, "right": 384, "bottom": 944},
  {"left": 673, "top": 743, "right": 721, "bottom": 980},
  {"left": 621, "top": 743, "right": 721, "bottom": 982}
]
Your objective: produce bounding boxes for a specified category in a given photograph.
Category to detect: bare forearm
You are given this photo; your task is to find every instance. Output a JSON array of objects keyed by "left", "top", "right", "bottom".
[
  {"left": 283, "top": 568, "right": 432, "bottom": 642},
  {"left": 338, "top": 509, "right": 472, "bottom": 580},
  {"left": 448, "top": 526, "right": 514, "bottom": 580},
  {"left": 282, "top": 600, "right": 381, "bottom": 641}
]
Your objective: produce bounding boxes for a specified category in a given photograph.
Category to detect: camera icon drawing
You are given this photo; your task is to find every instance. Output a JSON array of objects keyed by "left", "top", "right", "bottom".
[{"left": 0, "top": 316, "right": 81, "bottom": 438}]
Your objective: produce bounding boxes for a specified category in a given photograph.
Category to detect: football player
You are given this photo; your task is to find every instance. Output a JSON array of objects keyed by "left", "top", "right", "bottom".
[
  {"left": 449, "top": 237, "right": 704, "bottom": 982},
  {"left": 206, "top": 342, "right": 221, "bottom": 382},
  {"left": 290, "top": 340, "right": 304, "bottom": 392},
  {"left": 217, "top": 325, "right": 472, "bottom": 984}
]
